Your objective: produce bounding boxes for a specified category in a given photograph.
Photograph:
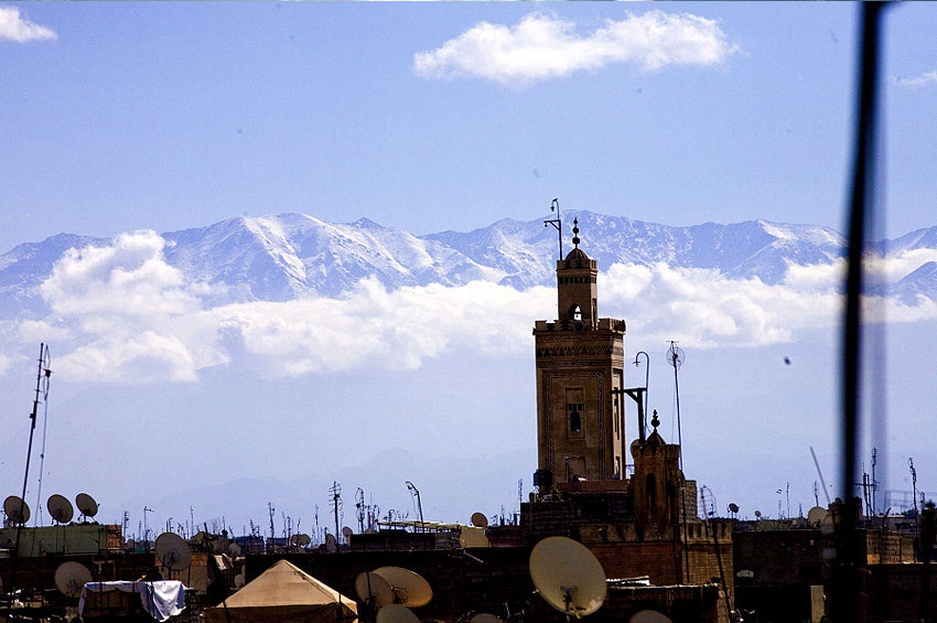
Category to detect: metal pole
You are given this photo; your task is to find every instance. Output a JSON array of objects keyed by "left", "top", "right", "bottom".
[
  {"left": 544, "top": 197, "right": 563, "bottom": 260},
  {"left": 10, "top": 344, "right": 51, "bottom": 599},
  {"left": 835, "top": 4, "right": 887, "bottom": 622}
]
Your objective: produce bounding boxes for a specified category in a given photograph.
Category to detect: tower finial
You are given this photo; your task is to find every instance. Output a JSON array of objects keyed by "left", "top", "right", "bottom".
[{"left": 572, "top": 218, "right": 580, "bottom": 249}]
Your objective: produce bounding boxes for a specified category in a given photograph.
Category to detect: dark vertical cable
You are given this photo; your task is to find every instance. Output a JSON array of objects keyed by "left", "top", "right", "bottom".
[{"left": 834, "top": 3, "right": 888, "bottom": 622}]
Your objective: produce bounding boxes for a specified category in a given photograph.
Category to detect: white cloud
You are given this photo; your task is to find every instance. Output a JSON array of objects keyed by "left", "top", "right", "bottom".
[
  {"left": 893, "top": 70, "right": 937, "bottom": 88},
  {"left": 3, "top": 232, "right": 937, "bottom": 385},
  {"left": 35, "top": 231, "right": 225, "bottom": 382},
  {"left": 209, "top": 279, "right": 550, "bottom": 377},
  {"left": 40, "top": 231, "right": 200, "bottom": 319},
  {"left": 413, "top": 10, "right": 737, "bottom": 87},
  {"left": 0, "top": 6, "right": 57, "bottom": 43},
  {"left": 601, "top": 262, "right": 842, "bottom": 348}
]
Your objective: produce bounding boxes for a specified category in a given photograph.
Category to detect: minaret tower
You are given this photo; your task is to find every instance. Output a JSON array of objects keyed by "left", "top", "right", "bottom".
[{"left": 533, "top": 219, "right": 627, "bottom": 490}]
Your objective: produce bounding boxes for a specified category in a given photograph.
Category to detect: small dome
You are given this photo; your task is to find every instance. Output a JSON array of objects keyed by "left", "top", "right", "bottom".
[
  {"left": 645, "top": 430, "right": 666, "bottom": 447},
  {"left": 562, "top": 247, "right": 590, "bottom": 269}
]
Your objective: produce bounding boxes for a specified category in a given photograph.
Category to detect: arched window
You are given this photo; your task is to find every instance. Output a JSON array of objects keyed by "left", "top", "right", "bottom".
[{"left": 569, "top": 409, "right": 581, "bottom": 433}]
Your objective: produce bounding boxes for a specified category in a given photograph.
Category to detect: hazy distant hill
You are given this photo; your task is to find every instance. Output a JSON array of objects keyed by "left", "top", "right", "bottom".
[{"left": 2, "top": 211, "right": 935, "bottom": 318}]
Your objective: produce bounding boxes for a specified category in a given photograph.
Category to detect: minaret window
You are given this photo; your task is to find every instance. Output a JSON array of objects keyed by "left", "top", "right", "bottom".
[
  {"left": 565, "top": 388, "right": 585, "bottom": 439},
  {"left": 569, "top": 304, "right": 582, "bottom": 321}
]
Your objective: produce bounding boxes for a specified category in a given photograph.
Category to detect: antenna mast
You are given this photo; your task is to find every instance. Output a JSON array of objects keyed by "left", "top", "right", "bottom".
[
  {"left": 330, "top": 482, "right": 342, "bottom": 549},
  {"left": 544, "top": 197, "right": 563, "bottom": 260},
  {"left": 20, "top": 344, "right": 52, "bottom": 519},
  {"left": 10, "top": 344, "right": 52, "bottom": 601},
  {"left": 667, "top": 341, "right": 686, "bottom": 471}
]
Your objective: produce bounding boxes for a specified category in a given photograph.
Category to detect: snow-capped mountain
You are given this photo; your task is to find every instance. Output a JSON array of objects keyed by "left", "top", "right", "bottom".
[{"left": 1, "top": 211, "right": 935, "bottom": 316}]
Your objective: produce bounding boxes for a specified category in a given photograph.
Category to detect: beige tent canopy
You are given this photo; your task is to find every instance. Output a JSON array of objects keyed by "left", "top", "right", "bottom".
[{"left": 205, "top": 559, "right": 357, "bottom": 623}]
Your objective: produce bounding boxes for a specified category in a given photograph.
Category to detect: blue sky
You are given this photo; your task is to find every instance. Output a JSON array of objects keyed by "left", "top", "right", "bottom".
[
  {"left": 3, "top": 2, "right": 936, "bottom": 255},
  {"left": 2, "top": 2, "right": 937, "bottom": 533}
]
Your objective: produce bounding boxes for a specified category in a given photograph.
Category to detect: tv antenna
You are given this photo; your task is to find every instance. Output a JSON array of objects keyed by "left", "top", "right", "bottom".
[
  {"left": 666, "top": 341, "right": 686, "bottom": 469},
  {"left": 356, "top": 487, "right": 366, "bottom": 533},
  {"left": 405, "top": 481, "right": 424, "bottom": 532},
  {"left": 20, "top": 344, "right": 52, "bottom": 523},
  {"left": 544, "top": 197, "right": 563, "bottom": 260},
  {"left": 330, "top": 482, "right": 343, "bottom": 549},
  {"left": 666, "top": 341, "right": 690, "bottom": 581},
  {"left": 268, "top": 501, "right": 276, "bottom": 546}
]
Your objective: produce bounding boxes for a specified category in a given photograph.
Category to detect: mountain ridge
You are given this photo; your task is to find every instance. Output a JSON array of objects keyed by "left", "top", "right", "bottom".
[{"left": 1, "top": 211, "right": 935, "bottom": 319}]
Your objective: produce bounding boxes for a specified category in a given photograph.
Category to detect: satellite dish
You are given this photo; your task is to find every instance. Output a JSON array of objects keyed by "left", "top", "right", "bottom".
[
  {"left": 754, "top": 510, "right": 762, "bottom": 519},
  {"left": 3, "top": 496, "right": 30, "bottom": 525},
  {"left": 228, "top": 543, "right": 242, "bottom": 556},
  {"left": 376, "top": 604, "right": 420, "bottom": 623},
  {"left": 48, "top": 494, "right": 74, "bottom": 524},
  {"left": 75, "top": 493, "right": 98, "bottom": 518},
  {"left": 529, "top": 536, "right": 606, "bottom": 618},
  {"left": 290, "top": 533, "right": 311, "bottom": 547},
  {"left": 666, "top": 343, "right": 685, "bottom": 369},
  {"left": 342, "top": 526, "right": 354, "bottom": 539},
  {"left": 459, "top": 527, "right": 490, "bottom": 549},
  {"left": 807, "top": 506, "right": 826, "bottom": 527},
  {"left": 630, "top": 610, "right": 673, "bottom": 623},
  {"left": 233, "top": 574, "right": 246, "bottom": 589},
  {"left": 373, "top": 566, "right": 433, "bottom": 607},
  {"left": 54, "top": 561, "right": 92, "bottom": 598},
  {"left": 355, "top": 571, "right": 395, "bottom": 608},
  {"left": 819, "top": 510, "right": 835, "bottom": 535},
  {"left": 470, "top": 512, "right": 489, "bottom": 528},
  {"left": 325, "top": 533, "right": 337, "bottom": 553},
  {"left": 470, "top": 614, "right": 504, "bottom": 623},
  {"left": 155, "top": 532, "right": 192, "bottom": 571},
  {"left": 728, "top": 503, "right": 740, "bottom": 515}
]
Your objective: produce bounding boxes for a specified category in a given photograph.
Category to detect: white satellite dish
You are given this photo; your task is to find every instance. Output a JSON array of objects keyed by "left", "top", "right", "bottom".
[
  {"left": 54, "top": 561, "right": 92, "bottom": 598},
  {"left": 155, "top": 532, "right": 192, "bottom": 571},
  {"left": 807, "top": 506, "right": 826, "bottom": 527},
  {"left": 459, "top": 527, "right": 490, "bottom": 549},
  {"left": 373, "top": 566, "right": 433, "bottom": 608},
  {"left": 376, "top": 603, "right": 420, "bottom": 623},
  {"left": 75, "top": 493, "right": 98, "bottom": 519},
  {"left": 325, "top": 533, "right": 337, "bottom": 553},
  {"left": 47, "top": 494, "right": 74, "bottom": 524},
  {"left": 342, "top": 526, "right": 354, "bottom": 540},
  {"left": 630, "top": 610, "right": 673, "bottom": 623},
  {"left": 529, "top": 536, "right": 606, "bottom": 619},
  {"left": 356, "top": 571, "right": 395, "bottom": 608},
  {"left": 470, "top": 614, "right": 504, "bottom": 623},
  {"left": 3, "top": 496, "right": 30, "bottom": 525},
  {"left": 471, "top": 512, "right": 489, "bottom": 529}
]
